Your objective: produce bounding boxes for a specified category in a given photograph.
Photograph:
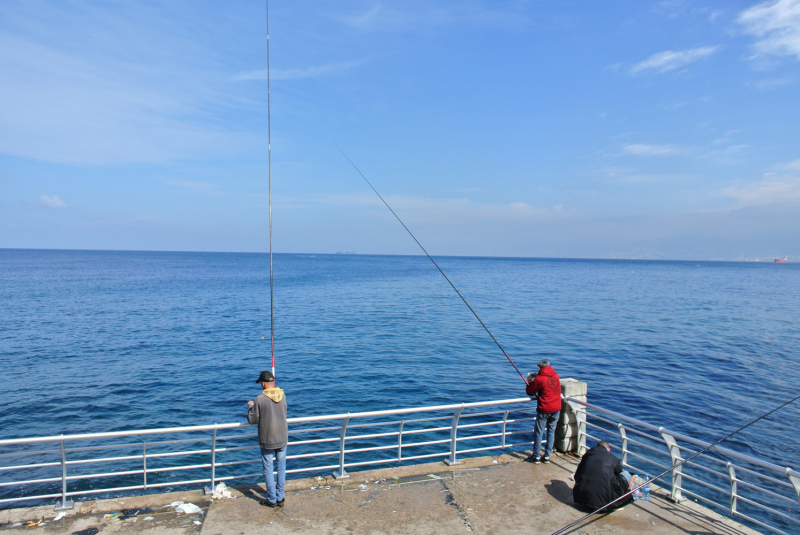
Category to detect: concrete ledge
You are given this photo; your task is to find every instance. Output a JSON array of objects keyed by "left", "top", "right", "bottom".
[{"left": 0, "top": 451, "right": 763, "bottom": 535}]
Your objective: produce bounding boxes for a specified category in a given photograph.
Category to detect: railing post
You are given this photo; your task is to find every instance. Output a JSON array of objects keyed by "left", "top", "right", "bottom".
[
  {"left": 143, "top": 443, "right": 147, "bottom": 490},
  {"left": 618, "top": 424, "right": 628, "bottom": 467},
  {"left": 54, "top": 436, "right": 73, "bottom": 511},
  {"left": 727, "top": 462, "right": 737, "bottom": 515},
  {"left": 501, "top": 410, "right": 510, "bottom": 449},
  {"left": 566, "top": 400, "right": 587, "bottom": 456},
  {"left": 397, "top": 420, "right": 405, "bottom": 461},
  {"left": 333, "top": 414, "right": 350, "bottom": 479},
  {"left": 443, "top": 404, "right": 464, "bottom": 466},
  {"left": 203, "top": 426, "right": 219, "bottom": 495},
  {"left": 659, "top": 429, "right": 684, "bottom": 503},
  {"left": 787, "top": 468, "right": 800, "bottom": 512}
]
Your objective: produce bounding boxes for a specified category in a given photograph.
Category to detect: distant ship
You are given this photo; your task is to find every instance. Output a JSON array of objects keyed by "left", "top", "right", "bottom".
[{"left": 774, "top": 258, "right": 788, "bottom": 263}]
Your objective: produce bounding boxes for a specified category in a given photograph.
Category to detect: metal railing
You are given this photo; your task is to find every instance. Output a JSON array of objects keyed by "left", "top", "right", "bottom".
[
  {"left": 3, "top": 395, "right": 798, "bottom": 535},
  {"left": 565, "top": 398, "right": 800, "bottom": 535},
  {"left": 0, "top": 397, "right": 540, "bottom": 510}
]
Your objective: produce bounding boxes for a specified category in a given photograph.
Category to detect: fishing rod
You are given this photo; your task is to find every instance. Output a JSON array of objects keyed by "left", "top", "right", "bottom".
[
  {"left": 335, "top": 144, "right": 528, "bottom": 384},
  {"left": 266, "top": 0, "right": 275, "bottom": 380},
  {"left": 551, "top": 391, "right": 800, "bottom": 535}
]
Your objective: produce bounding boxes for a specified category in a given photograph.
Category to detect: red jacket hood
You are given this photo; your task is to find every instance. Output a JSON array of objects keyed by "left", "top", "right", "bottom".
[{"left": 536, "top": 366, "right": 557, "bottom": 378}]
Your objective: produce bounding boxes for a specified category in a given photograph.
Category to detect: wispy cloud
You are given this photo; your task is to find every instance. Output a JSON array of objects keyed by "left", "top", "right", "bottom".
[
  {"left": 738, "top": 0, "right": 800, "bottom": 60},
  {"left": 0, "top": 1, "right": 267, "bottom": 165},
  {"left": 746, "top": 76, "right": 795, "bottom": 89},
  {"left": 779, "top": 159, "right": 800, "bottom": 170},
  {"left": 335, "top": 3, "right": 529, "bottom": 32},
  {"left": 721, "top": 158, "right": 800, "bottom": 206},
  {"left": 313, "top": 193, "right": 570, "bottom": 224},
  {"left": 623, "top": 143, "right": 683, "bottom": 156},
  {"left": 234, "top": 61, "right": 361, "bottom": 81},
  {"left": 721, "top": 177, "right": 800, "bottom": 205},
  {"left": 40, "top": 195, "right": 66, "bottom": 208},
  {"left": 630, "top": 46, "right": 719, "bottom": 74},
  {"left": 166, "top": 179, "right": 218, "bottom": 191}
]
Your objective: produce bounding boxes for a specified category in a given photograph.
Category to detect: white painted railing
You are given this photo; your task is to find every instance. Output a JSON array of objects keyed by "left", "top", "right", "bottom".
[
  {"left": 0, "top": 397, "right": 539, "bottom": 510},
  {"left": 2, "top": 396, "right": 798, "bottom": 535},
  {"left": 566, "top": 398, "right": 800, "bottom": 535}
]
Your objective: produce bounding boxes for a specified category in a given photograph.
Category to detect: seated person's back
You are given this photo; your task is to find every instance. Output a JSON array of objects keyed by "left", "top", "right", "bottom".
[{"left": 573, "top": 441, "right": 633, "bottom": 511}]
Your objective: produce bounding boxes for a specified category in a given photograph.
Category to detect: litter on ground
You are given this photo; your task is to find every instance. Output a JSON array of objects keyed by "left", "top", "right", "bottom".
[
  {"left": 211, "top": 482, "right": 234, "bottom": 499},
  {"left": 175, "top": 502, "right": 202, "bottom": 514}
]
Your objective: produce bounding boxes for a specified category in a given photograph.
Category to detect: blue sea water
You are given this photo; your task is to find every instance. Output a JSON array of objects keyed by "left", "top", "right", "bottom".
[{"left": 1, "top": 249, "right": 799, "bottom": 522}]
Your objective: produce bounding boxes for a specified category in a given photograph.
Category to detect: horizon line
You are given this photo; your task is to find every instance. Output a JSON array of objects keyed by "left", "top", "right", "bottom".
[{"left": 0, "top": 247, "right": 793, "bottom": 263}]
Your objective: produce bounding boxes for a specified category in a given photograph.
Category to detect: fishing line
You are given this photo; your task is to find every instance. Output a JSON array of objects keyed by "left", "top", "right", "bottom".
[
  {"left": 551, "top": 391, "right": 800, "bottom": 535},
  {"left": 266, "top": 0, "right": 275, "bottom": 378},
  {"left": 335, "top": 144, "right": 528, "bottom": 384}
]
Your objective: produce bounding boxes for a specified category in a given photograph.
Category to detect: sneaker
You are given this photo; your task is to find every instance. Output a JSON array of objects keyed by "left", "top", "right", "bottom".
[
  {"left": 541, "top": 456, "right": 550, "bottom": 464},
  {"left": 276, "top": 499, "right": 285, "bottom": 508},
  {"left": 534, "top": 457, "right": 542, "bottom": 464},
  {"left": 260, "top": 499, "right": 277, "bottom": 508}
]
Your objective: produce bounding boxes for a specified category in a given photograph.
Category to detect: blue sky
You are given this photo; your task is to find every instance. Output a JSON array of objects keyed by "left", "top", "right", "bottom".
[{"left": 1, "top": 0, "right": 799, "bottom": 259}]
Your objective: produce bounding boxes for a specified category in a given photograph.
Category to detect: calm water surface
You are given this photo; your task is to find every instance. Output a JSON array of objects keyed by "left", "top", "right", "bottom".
[{"left": 1, "top": 249, "right": 798, "bottom": 494}]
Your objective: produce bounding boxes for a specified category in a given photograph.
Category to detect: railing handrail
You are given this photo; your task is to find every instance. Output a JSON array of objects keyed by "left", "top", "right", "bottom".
[
  {"left": 566, "top": 397, "right": 800, "bottom": 479},
  {"left": 0, "top": 397, "right": 535, "bottom": 447}
]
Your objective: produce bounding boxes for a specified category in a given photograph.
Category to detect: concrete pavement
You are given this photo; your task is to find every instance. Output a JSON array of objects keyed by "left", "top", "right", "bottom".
[{"left": 0, "top": 452, "right": 761, "bottom": 535}]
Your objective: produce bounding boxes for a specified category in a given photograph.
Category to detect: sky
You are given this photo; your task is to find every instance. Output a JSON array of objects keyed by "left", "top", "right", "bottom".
[{"left": 1, "top": 0, "right": 799, "bottom": 260}]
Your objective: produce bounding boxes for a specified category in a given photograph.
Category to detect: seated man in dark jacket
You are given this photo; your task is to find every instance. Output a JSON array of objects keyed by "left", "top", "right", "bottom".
[{"left": 572, "top": 441, "right": 633, "bottom": 512}]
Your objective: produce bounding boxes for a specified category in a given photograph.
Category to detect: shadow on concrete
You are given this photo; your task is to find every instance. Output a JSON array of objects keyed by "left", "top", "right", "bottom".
[
  {"left": 544, "top": 479, "right": 577, "bottom": 508},
  {"left": 233, "top": 483, "right": 267, "bottom": 504}
]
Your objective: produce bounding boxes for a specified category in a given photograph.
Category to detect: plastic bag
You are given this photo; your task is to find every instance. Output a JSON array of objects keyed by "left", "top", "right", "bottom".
[{"left": 175, "top": 502, "right": 202, "bottom": 514}]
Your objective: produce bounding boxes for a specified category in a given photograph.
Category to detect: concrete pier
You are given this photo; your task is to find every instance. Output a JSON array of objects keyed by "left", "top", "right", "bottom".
[{"left": 0, "top": 451, "right": 760, "bottom": 535}]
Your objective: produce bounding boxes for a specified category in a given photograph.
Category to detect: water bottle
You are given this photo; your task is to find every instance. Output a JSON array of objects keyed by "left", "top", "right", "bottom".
[
  {"left": 643, "top": 474, "right": 650, "bottom": 501},
  {"left": 632, "top": 476, "right": 640, "bottom": 501}
]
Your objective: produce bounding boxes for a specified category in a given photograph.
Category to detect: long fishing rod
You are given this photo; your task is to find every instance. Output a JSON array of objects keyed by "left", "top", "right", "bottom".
[
  {"left": 335, "top": 144, "right": 528, "bottom": 384},
  {"left": 551, "top": 391, "right": 800, "bottom": 535},
  {"left": 266, "top": 0, "right": 275, "bottom": 379}
]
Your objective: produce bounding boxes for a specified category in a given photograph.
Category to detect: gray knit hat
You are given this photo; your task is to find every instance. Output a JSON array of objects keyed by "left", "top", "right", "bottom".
[{"left": 537, "top": 359, "right": 550, "bottom": 368}]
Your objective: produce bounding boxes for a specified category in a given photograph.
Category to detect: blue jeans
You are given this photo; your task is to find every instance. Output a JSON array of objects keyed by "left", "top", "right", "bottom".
[
  {"left": 260, "top": 446, "right": 287, "bottom": 503},
  {"left": 532, "top": 411, "right": 560, "bottom": 458}
]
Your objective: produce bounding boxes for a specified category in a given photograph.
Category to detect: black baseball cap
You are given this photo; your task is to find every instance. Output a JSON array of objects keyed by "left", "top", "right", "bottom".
[{"left": 255, "top": 370, "right": 275, "bottom": 383}]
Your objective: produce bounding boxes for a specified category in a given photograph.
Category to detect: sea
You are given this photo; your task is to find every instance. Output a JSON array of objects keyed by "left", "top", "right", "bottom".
[{"left": 1, "top": 249, "right": 798, "bottom": 525}]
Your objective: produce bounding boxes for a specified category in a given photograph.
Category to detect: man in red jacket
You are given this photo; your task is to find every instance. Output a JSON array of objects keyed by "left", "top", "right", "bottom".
[{"left": 525, "top": 360, "right": 561, "bottom": 464}]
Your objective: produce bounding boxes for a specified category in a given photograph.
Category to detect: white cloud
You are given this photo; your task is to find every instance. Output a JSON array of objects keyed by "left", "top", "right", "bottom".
[
  {"left": 234, "top": 61, "right": 361, "bottom": 81},
  {"left": 336, "top": 3, "right": 528, "bottom": 32},
  {"left": 0, "top": 1, "right": 267, "bottom": 165},
  {"left": 721, "top": 177, "right": 800, "bottom": 205},
  {"left": 623, "top": 143, "right": 682, "bottom": 156},
  {"left": 40, "top": 195, "right": 66, "bottom": 208},
  {"left": 779, "top": 159, "right": 800, "bottom": 170},
  {"left": 630, "top": 46, "right": 719, "bottom": 74},
  {"left": 166, "top": 179, "right": 218, "bottom": 191},
  {"left": 738, "top": 0, "right": 800, "bottom": 60},
  {"left": 313, "top": 193, "right": 570, "bottom": 224}
]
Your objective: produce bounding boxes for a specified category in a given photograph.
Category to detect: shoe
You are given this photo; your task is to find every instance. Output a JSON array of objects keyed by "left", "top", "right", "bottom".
[
  {"left": 534, "top": 457, "right": 542, "bottom": 464},
  {"left": 276, "top": 499, "right": 285, "bottom": 508},
  {"left": 260, "top": 499, "right": 276, "bottom": 508},
  {"left": 541, "top": 456, "right": 550, "bottom": 464}
]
